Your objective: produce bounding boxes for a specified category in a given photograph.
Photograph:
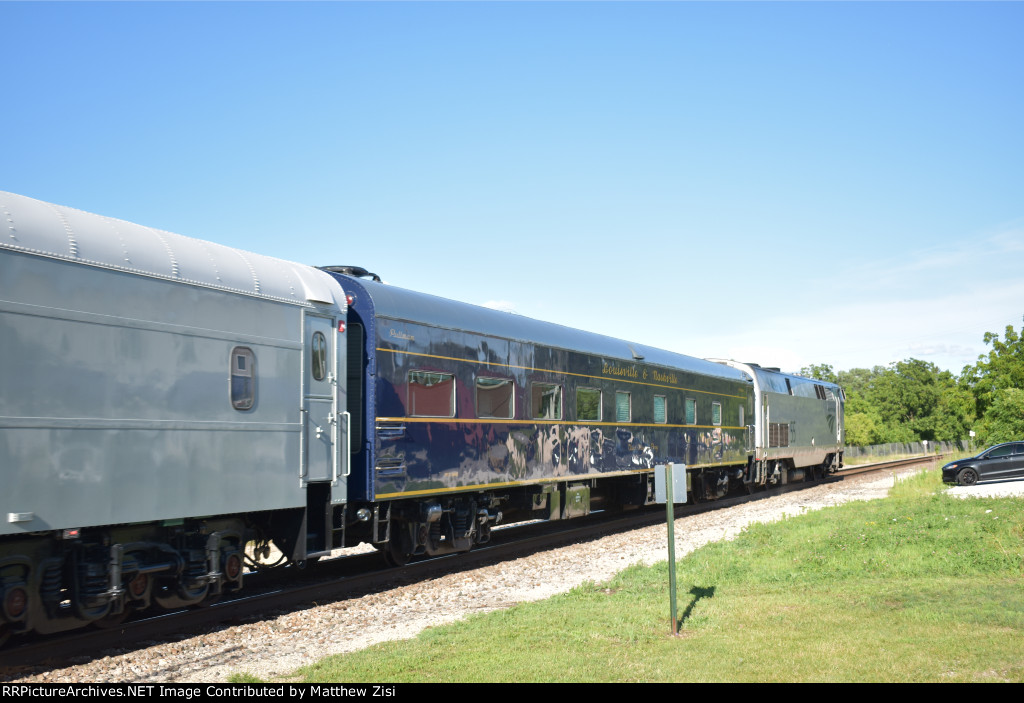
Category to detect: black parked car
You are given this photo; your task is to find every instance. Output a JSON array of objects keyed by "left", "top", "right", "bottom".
[{"left": 942, "top": 442, "right": 1024, "bottom": 486}]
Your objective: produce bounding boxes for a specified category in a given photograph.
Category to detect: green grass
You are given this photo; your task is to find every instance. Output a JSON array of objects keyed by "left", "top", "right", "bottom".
[{"left": 260, "top": 470, "right": 1024, "bottom": 682}]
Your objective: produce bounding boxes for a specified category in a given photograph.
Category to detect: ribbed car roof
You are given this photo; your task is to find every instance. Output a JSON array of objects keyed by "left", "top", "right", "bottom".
[{"left": 0, "top": 191, "right": 344, "bottom": 307}]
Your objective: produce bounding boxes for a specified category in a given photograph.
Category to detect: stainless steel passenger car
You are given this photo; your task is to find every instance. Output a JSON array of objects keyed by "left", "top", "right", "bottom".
[
  {"left": 708, "top": 361, "right": 845, "bottom": 485},
  {"left": 0, "top": 192, "right": 349, "bottom": 642}
]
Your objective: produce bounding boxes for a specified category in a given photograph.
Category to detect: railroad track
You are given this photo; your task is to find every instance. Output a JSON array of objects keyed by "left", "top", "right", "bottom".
[
  {"left": 0, "top": 454, "right": 940, "bottom": 673},
  {"left": 837, "top": 454, "right": 945, "bottom": 476}
]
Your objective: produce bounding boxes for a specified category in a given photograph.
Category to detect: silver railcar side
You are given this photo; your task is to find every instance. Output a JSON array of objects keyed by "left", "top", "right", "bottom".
[
  {"left": 709, "top": 360, "right": 845, "bottom": 486},
  {"left": 0, "top": 192, "right": 348, "bottom": 639}
]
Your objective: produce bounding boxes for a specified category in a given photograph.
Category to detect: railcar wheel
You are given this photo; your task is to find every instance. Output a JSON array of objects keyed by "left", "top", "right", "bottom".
[
  {"left": 957, "top": 468, "right": 979, "bottom": 487},
  {"left": 375, "top": 534, "right": 414, "bottom": 567},
  {"left": 382, "top": 540, "right": 412, "bottom": 567}
]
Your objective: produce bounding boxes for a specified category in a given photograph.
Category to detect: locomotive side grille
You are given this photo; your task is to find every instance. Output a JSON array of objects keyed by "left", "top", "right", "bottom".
[{"left": 768, "top": 422, "right": 790, "bottom": 448}]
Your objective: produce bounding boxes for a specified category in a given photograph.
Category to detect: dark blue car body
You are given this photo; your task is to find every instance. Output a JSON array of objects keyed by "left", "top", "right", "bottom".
[{"left": 942, "top": 442, "right": 1024, "bottom": 485}]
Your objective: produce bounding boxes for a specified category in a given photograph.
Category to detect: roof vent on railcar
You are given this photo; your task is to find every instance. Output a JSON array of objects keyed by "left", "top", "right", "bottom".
[{"left": 319, "top": 265, "right": 382, "bottom": 282}]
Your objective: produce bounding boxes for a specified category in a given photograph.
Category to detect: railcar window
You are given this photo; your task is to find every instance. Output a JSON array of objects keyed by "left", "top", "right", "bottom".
[
  {"left": 685, "top": 398, "right": 696, "bottom": 425},
  {"left": 532, "top": 383, "right": 562, "bottom": 420},
  {"left": 311, "top": 332, "right": 327, "bottom": 382},
  {"left": 712, "top": 402, "right": 722, "bottom": 426},
  {"left": 615, "top": 391, "right": 631, "bottom": 423},
  {"left": 739, "top": 405, "right": 745, "bottom": 427},
  {"left": 477, "top": 377, "right": 514, "bottom": 419},
  {"left": 653, "top": 395, "right": 667, "bottom": 424},
  {"left": 409, "top": 371, "right": 456, "bottom": 417},
  {"left": 576, "top": 387, "right": 602, "bottom": 421},
  {"left": 230, "top": 347, "right": 255, "bottom": 411}
]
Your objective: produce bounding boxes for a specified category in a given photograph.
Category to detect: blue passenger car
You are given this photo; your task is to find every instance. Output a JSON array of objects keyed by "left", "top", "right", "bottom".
[{"left": 326, "top": 271, "right": 754, "bottom": 564}]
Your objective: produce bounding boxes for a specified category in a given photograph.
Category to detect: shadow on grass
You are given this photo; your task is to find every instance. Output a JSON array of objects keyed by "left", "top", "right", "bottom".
[{"left": 677, "top": 585, "right": 715, "bottom": 630}]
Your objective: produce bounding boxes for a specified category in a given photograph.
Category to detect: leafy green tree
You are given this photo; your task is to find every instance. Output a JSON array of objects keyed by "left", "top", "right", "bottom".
[
  {"left": 799, "top": 363, "right": 838, "bottom": 384},
  {"left": 844, "top": 411, "right": 882, "bottom": 446},
  {"left": 976, "top": 388, "right": 1024, "bottom": 444},
  {"left": 963, "top": 319, "right": 1024, "bottom": 419},
  {"left": 822, "top": 360, "right": 974, "bottom": 446}
]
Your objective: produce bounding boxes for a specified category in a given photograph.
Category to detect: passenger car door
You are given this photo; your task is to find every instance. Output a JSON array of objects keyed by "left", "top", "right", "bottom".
[{"left": 303, "top": 313, "right": 339, "bottom": 484}]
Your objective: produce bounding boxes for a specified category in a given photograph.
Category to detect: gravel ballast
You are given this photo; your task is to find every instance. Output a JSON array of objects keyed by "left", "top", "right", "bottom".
[{"left": 7, "top": 468, "right": 1019, "bottom": 684}]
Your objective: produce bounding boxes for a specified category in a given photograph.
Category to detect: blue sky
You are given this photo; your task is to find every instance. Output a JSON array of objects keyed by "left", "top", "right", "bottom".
[{"left": 4, "top": 1, "right": 1022, "bottom": 376}]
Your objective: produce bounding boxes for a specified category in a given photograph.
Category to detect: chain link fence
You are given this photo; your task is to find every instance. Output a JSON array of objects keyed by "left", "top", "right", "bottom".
[{"left": 844, "top": 439, "right": 974, "bottom": 463}]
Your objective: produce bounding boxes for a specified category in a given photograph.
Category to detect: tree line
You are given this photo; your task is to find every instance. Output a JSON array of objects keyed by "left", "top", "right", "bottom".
[{"left": 802, "top": 318, "right": 1024, "bottom": 448}]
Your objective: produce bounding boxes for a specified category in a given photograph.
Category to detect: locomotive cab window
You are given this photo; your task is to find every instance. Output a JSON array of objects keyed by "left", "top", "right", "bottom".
[
  {"left": 532, "top": 383, "right": 562, "bottom": 420},
  {"left": 477, "top": 377, "right": 514, "bottom": 419},
  {"left": 409, "top": 371, "right": 456, "bottom": 417},
  {"left": 576, "top": 387, "right": 602, "bottom": 421},
  {"left": 230, "top": 347, "right": 255, "bottom": 410}
]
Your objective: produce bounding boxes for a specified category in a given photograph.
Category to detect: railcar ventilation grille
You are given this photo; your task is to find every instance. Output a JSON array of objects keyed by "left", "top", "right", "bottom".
[{"left": 769, "top": 422, "right": 790, "bottom": 448}]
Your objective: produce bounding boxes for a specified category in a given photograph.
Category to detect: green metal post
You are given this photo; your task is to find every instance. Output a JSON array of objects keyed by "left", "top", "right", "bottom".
[{"left": 665, "top": 462, "right": 678, "bottom": 635}]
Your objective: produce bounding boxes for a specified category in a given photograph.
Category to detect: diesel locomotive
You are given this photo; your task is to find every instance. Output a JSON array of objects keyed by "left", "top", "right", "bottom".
[{"left": 0, "top": 192, "right": 844, "bottom": 645}]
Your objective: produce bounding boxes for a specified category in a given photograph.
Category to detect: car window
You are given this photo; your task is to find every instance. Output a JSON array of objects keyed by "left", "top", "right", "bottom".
[
  {"left": 1014, "top": 443, "right": 1024, "bottom": 455},
  {"left": 987, "top": 445, "right": 1014, "bottom": 458}
]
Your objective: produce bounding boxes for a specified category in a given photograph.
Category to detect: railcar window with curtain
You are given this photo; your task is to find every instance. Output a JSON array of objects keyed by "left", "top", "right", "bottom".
[
  {"left": 576, "top": 387, "right": 602, "bottom": 421},
  {"left": 409, "top": 371, "right": 456, "bottom": 417},
  {"left": 231, "top": 347, "right": 255, "bottom": 410},
  {"left": 653, "top": 395, "right": 667, "bottom": 424},
  {"left": 685, "top": 398, "right": 696, "bottom": 425},
  {"left": 712, "top": 402, "right": 722, "bottom": 426},
  {"left": 532, "top": 383, "right": 562, "bottom": 420},
  {"left": 477, "top": 377, "right": 514, "bottom": 419},
  {"left": 615, "top": 391, "right": 631, "bottom": 422}
]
